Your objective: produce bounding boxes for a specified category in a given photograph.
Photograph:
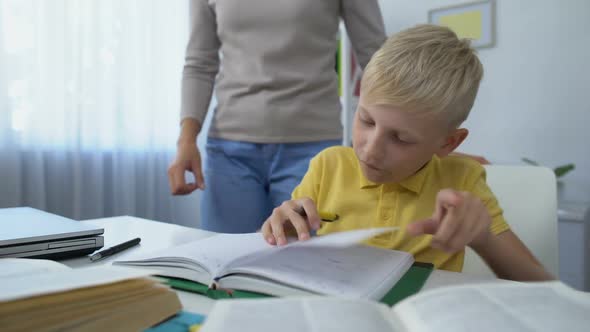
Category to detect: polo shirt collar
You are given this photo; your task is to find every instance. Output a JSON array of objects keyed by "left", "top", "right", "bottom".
[{"left": 358, "top": 155, "right": 438, "bottom": 194}]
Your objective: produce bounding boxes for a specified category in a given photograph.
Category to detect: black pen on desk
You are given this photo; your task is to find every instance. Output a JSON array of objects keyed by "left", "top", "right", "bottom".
[{"left": 89, "top": 237, "right": 141, "bottom": 262}]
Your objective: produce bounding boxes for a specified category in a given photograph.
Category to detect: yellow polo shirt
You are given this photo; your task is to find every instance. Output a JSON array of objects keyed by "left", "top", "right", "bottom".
[{"left": 292, "top": 146, "right": 510, "bottom": 272}]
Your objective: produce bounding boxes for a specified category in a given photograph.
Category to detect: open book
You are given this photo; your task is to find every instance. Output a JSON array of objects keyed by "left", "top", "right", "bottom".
[
  {"left": 0, "top": 258, "right": 181, "bottom": 332},
  {"left": 200, "top": 281, "right": 590, "bottom": 332},
  {"left": 114, "top": 227, "right": 413, "bottom": 300}
]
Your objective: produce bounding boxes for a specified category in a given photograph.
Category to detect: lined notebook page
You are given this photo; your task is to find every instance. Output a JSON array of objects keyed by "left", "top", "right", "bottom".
[
  {"left": 223, "top": 244, "right": 413, "bottom": 299},
  {"left": 288, "top": 227, "right": 398, "bottom": 248},
  {"left": 117, "top": 227, "right": 398, "bottom": 278},
  {"left": 116, "top": 233, "right": 272, "bottom": 277}
]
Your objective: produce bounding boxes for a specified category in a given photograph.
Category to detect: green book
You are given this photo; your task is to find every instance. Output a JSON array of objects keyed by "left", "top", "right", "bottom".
[{"left": 145, "top": 264, "right": 432, "bottom": 331}]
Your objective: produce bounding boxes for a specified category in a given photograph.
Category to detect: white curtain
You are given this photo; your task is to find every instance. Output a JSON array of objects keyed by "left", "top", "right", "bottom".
[{"left": 0, "top": 0, "right": 200, "bottom": 225}]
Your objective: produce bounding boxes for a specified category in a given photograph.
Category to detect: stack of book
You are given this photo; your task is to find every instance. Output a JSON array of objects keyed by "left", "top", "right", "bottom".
[{"left": 0, "top": 258, "right": 182, "bottom": 332}]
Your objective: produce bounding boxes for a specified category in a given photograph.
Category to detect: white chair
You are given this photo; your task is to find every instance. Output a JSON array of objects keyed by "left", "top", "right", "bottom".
[{"left": 462, "top": 165, "right": 559, "bottom": 277}]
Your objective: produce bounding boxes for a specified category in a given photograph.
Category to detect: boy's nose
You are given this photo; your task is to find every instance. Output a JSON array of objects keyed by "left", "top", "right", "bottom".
[{"left": 364, "top": 136, "right": 385, "bottom": 163}]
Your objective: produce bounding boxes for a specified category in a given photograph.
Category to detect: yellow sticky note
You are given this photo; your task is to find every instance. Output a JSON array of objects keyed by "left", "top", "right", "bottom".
[
  {"left": 439, "top": 10, "right": 482, "bottom": 40},
  {"left": 189, "top": 324, "right": 201, "bottom": 332}
]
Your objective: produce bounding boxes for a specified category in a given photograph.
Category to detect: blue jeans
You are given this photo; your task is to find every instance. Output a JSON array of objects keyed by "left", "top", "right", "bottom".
[{"left": 200, "top": 137, "right": 340, "bottom": 233}]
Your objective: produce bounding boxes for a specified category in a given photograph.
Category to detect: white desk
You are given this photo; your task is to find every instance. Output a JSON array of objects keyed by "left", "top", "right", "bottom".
[{"left": 60, "top": 216, "right": 500, "bottom": 314}]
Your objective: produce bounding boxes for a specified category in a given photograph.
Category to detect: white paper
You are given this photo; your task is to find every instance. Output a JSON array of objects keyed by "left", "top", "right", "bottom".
[
  {"left": 287, "top": 227, "right": 398, "bottom": 248},
  {"left": 200, "top": 298, "right": 393, "bottom": 332},
  {"left": 393, "top": 281, "right": 590, "bottom": 332},
  {"left": 116, "top": 227, "right": 398, "bottom": 279},
  {"left": 224, "top": 244, "right": 413, "bottom": 299},
  {"left": 0, "top": 264, "right": 154, "bottom": 302},
  {"left": 116, "top": 233, "right": 271, "bottom": 277}
]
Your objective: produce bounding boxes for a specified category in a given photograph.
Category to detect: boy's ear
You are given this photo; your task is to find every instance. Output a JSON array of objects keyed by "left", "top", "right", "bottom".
[{"left": 436, "top": 128, "right": 469, "bottom": 158}]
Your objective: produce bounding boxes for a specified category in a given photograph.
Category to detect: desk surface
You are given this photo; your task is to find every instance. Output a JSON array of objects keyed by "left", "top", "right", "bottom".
[{"left": 60, "top": 216, "right": 500, "bottom": 314}]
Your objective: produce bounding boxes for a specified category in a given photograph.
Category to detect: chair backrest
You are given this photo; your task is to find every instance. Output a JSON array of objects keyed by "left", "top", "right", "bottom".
[{"left": 462, "top": 165, "right": 559, "bottom": 277}]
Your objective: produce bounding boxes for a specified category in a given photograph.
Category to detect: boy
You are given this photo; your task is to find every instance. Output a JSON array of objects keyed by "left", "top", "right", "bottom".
[{"left": 260, "top": 25, "right": 553, "bottom": 281}]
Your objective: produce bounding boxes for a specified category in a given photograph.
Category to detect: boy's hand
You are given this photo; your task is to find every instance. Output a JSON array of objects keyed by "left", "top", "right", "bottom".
[
  {"left": 261, "top": 198, "right": 321, "bottom": 246},
  {"left": 407, "top": 189, "right": 491, "bottom": 253}
]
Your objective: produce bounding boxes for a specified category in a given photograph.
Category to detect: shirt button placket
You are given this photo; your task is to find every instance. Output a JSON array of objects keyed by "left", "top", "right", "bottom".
[{"left": 379, "top": 186, "right": 394, "bottom": 225}]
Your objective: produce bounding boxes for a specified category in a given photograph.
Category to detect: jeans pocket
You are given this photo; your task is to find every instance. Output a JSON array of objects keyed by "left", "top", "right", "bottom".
[{"left": 205, "top": 137, "right": 227, "bottom": 155}]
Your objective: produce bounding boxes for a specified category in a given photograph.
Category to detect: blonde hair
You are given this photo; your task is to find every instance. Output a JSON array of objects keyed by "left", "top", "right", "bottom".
[{"left": 361, "top": 24, "right": 483, "bottom": 128}]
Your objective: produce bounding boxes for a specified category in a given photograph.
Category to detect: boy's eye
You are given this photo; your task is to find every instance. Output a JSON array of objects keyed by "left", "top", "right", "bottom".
[
  {"left": 393, "top": 135, "right": 413, "bottom": 144},
  {"left": 360, "top": 117, "right": 374, "bottom": 126}
]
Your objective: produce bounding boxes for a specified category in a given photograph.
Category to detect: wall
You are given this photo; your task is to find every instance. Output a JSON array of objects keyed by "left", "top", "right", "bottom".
[{"left": 378, "top": 0, "right": 590, "bottom": 199}]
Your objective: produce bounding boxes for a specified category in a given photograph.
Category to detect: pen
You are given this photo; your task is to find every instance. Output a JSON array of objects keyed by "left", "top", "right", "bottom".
[
  {"left": 89, "top": 237, "right": 141, "bottom": 261},
  {"left": 297, "top": 209, "right": 339, "bottom": 237},
  {"left": 318, "top": 211, "right": 339, "bottom": 222},
  {"left": 299, "top": 209, "right": 339, "bottom": 222}
]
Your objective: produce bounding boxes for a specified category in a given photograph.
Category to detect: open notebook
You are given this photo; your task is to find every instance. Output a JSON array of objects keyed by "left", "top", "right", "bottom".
[
  {"left": 200, "top": 281, "right": 590, "bottom": 332},
  {"left": 114, "top": 227, "right": 414, "bottom": 300}
]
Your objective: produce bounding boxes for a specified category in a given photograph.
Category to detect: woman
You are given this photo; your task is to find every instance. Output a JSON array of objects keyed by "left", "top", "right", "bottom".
[{"left": 168, "top": 0, "right": 386, "bottom": 232}]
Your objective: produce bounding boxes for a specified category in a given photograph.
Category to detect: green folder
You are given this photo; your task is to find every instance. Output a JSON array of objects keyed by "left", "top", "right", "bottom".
[
  {"left": 162, "top": 262, "right": 433, "bottom": 306},
  {"left": 379, "top": 262, "right": 434, "bottom": 306}
]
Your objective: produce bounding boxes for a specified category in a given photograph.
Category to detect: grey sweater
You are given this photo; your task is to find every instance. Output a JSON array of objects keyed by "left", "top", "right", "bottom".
[{"left": 181, "top": 0, "right": 386, "bottom": 143}]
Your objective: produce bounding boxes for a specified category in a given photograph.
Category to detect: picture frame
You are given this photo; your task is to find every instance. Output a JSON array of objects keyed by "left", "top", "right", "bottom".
[{"left": 428, "top": 0, "right": 495, "bottom": 49}]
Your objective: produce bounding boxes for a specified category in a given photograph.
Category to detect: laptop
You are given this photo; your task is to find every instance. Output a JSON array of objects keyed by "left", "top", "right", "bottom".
[{"left": 0, "top": 207, "right": 104, "bottom": 259}]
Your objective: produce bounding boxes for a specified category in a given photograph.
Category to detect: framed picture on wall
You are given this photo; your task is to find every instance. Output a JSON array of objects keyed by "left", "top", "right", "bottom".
[{"left": 428, "top": 0, "right": 495, "bottom": 49}]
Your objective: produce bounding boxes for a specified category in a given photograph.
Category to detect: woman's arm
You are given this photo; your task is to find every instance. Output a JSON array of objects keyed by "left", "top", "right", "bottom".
[
  {"left": 341, "top": 0, "right": 387, "bottom": 69},
  {"left": 169, "top": 1, "right": 220, "bottom": 195},
  {"left": 180, "top": 0, "right": 221, "bottom": 125}
]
